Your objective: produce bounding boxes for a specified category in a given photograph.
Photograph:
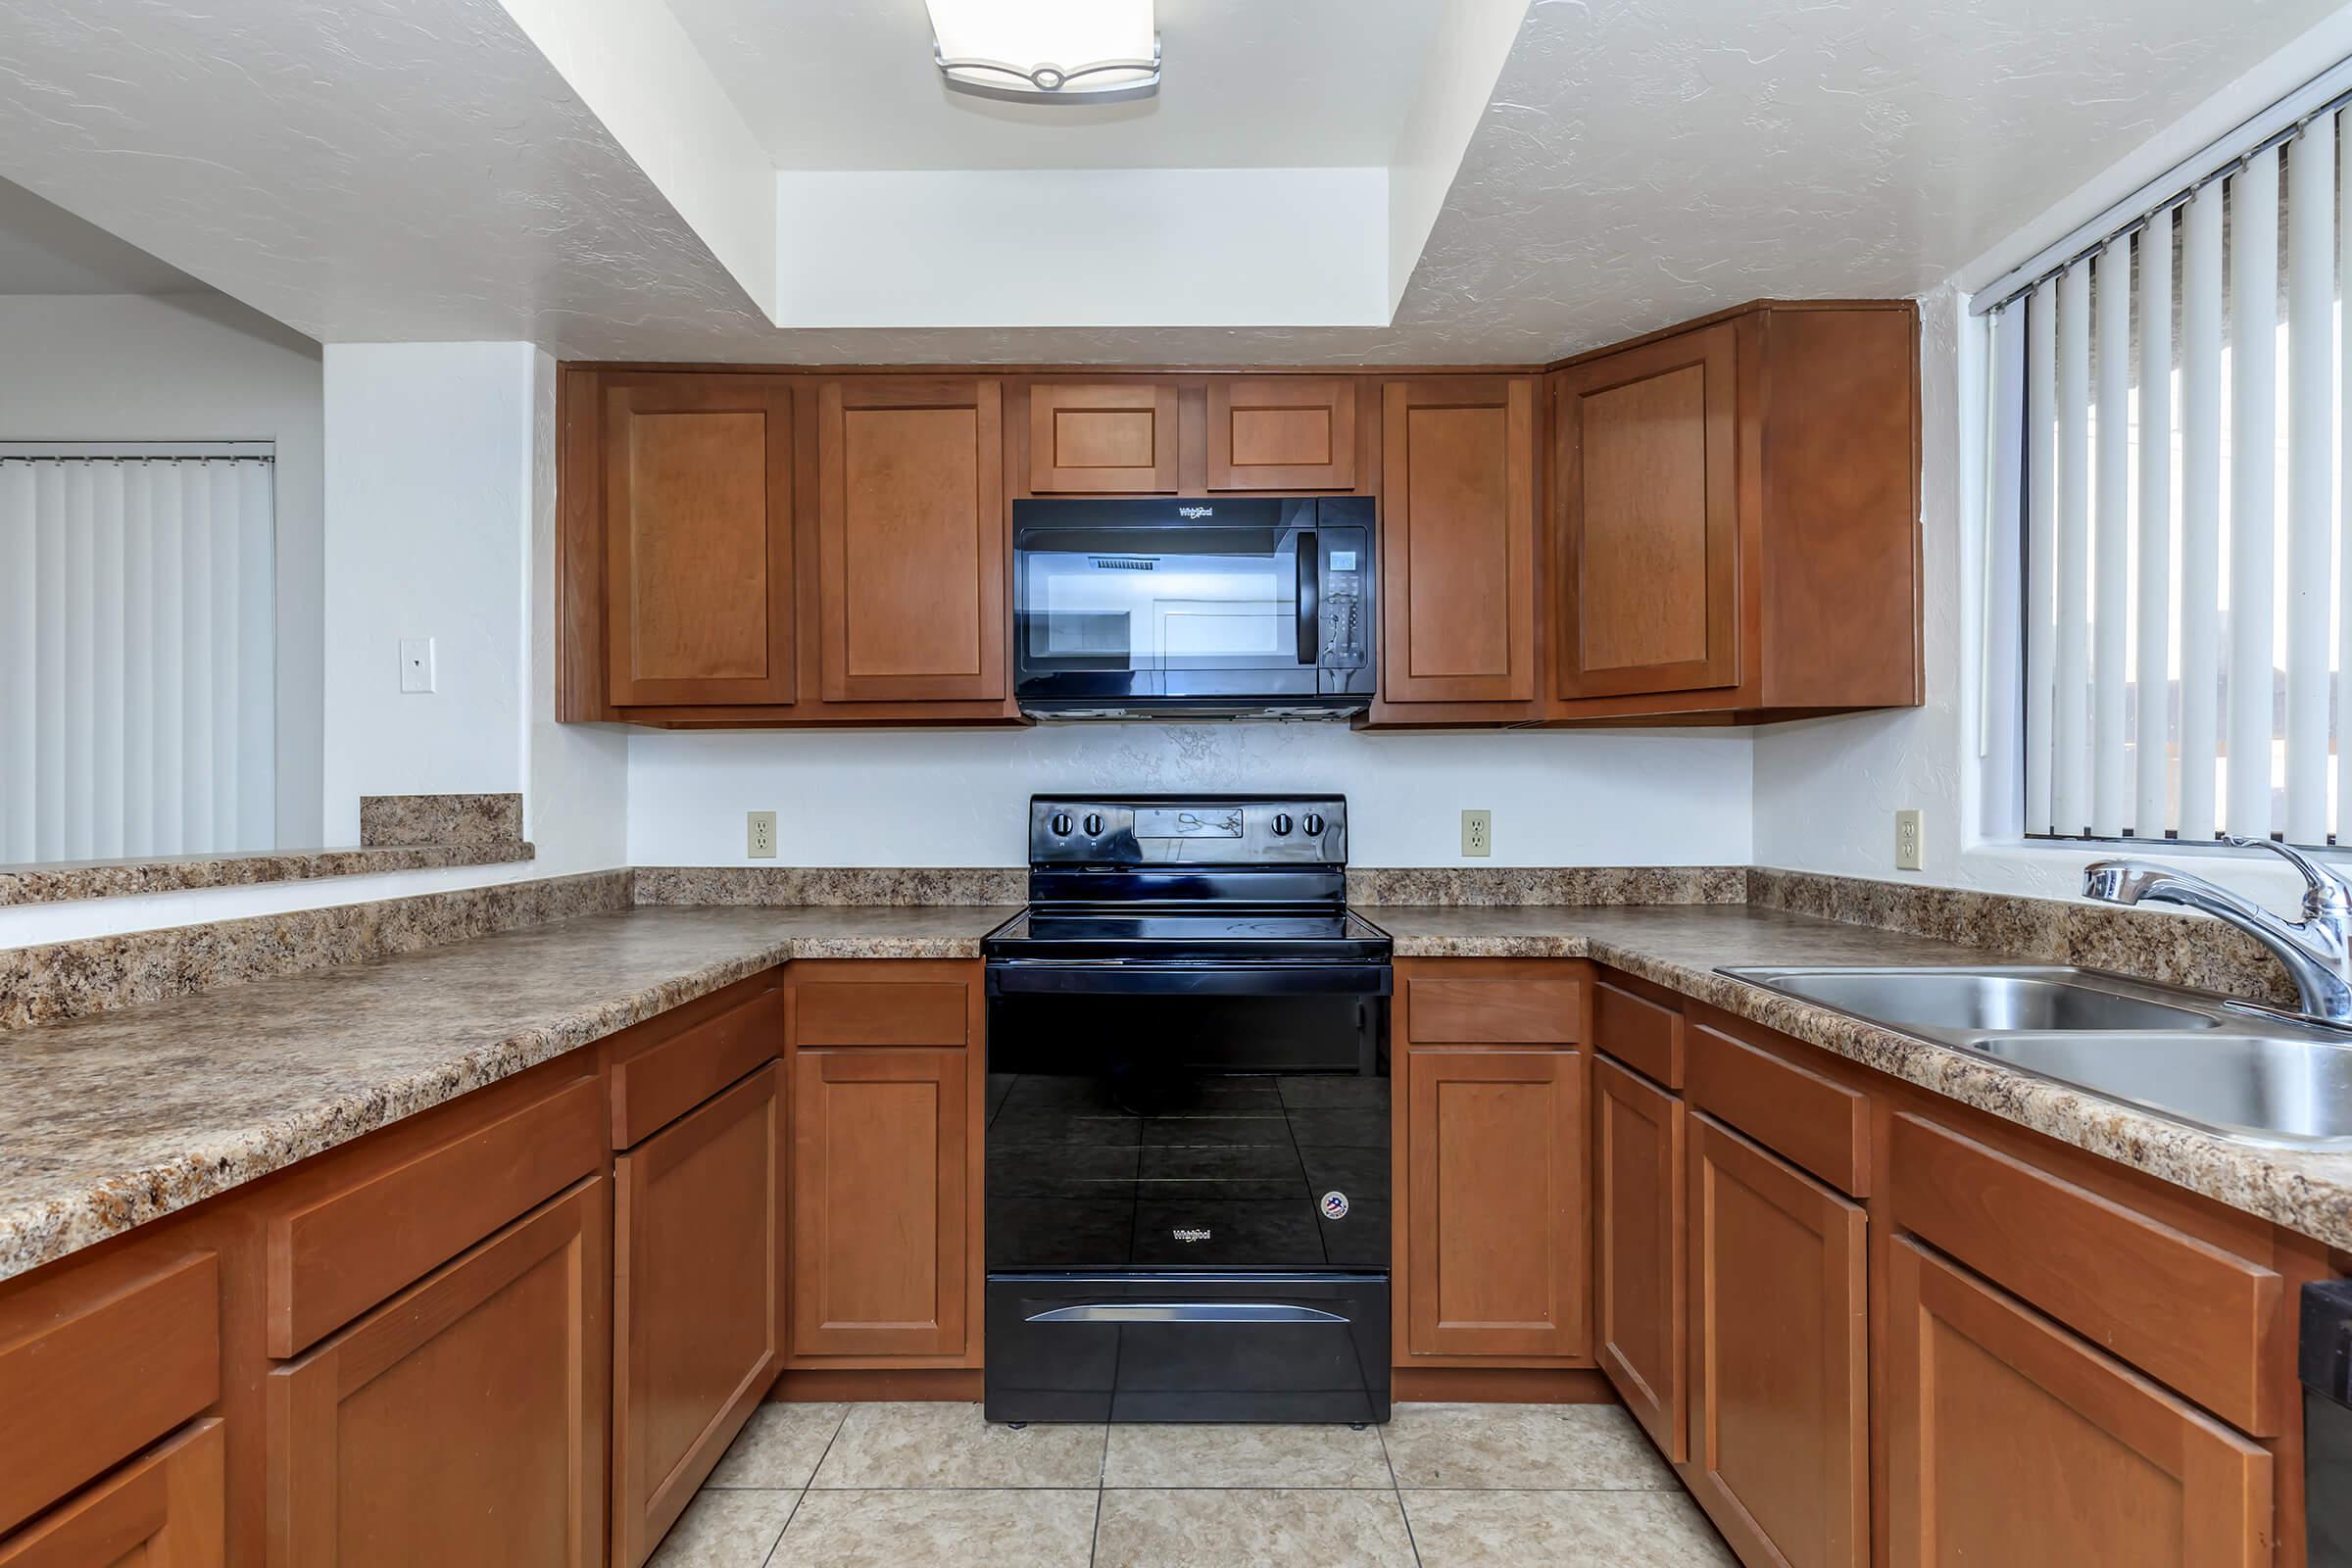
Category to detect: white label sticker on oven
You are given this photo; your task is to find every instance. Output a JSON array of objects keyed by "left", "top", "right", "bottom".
[{"left": 1320, "top": 1191, "right": 1349, "bottom": 1220}]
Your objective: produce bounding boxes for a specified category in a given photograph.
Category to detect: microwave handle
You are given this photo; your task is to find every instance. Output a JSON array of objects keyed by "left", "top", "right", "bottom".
[{"left": 1296, "top": 530, "right": 1320, "bottom": 665}]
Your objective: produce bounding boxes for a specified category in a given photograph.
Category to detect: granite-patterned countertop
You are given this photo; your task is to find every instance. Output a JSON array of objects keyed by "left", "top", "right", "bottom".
[
  {"left": 1364, "top": 904, "right": 2352, "bottom": 1253},
  {"left": 0, "top": 905, "right": 1016, "bottom": 1283}
]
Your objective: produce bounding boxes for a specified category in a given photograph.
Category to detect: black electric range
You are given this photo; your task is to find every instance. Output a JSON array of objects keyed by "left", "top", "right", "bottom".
[{"left": 980, "top": 795, "right": 1394, "bottom": 1425}]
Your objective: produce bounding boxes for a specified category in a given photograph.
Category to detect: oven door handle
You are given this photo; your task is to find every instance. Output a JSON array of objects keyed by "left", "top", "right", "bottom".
[
  {"left": 986, "top": 960, "right": 1392, "bottom": 997},
  {"left": 1296, "top": 529, "right": 1319, "bottom": 665},
  {"left": 1025, "top": 1302, "right": 1349, "bottom": 1325}
]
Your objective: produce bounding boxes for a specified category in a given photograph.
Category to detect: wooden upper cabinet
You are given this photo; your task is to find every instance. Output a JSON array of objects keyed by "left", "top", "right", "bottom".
[
  {"left": 1686, "top": 1112, "right": 1867, "bottom": 1568},
  {"left": 1886, "top": 1240, "right": 2273, "bottom": 1568},
  {"left": 602, "top": 375, "right": 795, "bottom": 708},
  {"left": 1401, "top": 1045, "right": 1588, "bottom": 1362},
  {"left": 1027, "top": 382, "right": 1179, "bottom": 493},
  {"left": 1378, "top": 376, "right": 1541, "bottom": 708},
  {"left": 815, "top": 377, "right": 1007, "bottom": 704},
  {"left": 1551, "top": 322, "right": 1739, "bottom": 701},
  {"left": 1545, "top": 302, "right": 1921, "bottom": 722},
  {"left": 1206, "top": 377, "right": 1357, "bottom": 490}
]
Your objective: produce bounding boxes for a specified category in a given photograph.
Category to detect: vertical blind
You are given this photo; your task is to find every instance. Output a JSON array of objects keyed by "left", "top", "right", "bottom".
[
  {"left": 0, "top": 450, "right": 275, "bottom": 864},
  {"left": 1993, "top": 100, "right": 2352, "bottom": 846}
]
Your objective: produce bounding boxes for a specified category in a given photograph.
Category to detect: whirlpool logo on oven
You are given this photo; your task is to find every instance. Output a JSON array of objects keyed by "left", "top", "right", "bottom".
[{"left": 1171, "top": 1227, "right": 1213, "bottom": 1244}]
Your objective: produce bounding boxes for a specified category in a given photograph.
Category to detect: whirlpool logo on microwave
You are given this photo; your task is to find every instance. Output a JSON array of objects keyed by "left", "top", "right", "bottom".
[
  {"left": 1171, "top": 1227, "right": 1213, "bottom": 1244},
  {"left": 1176, "top": 506, "right": 1214, "bottom": 518}
]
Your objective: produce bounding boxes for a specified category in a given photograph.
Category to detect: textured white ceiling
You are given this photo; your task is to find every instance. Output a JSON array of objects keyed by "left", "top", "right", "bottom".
[
  {"left": 0, "top": 174, "right": 200, "bottom": 295},
  {"left": 662, "top": 0, "right": 1446, "bottom": 172},
  {"left": 0, "top": 0, "right": 2341, "bottom": 362}
]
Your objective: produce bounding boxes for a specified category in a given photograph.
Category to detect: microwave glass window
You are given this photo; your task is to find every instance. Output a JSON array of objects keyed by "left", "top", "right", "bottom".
[{"left": 1024, "top": 546, "right": 1297, "bottom": 672}]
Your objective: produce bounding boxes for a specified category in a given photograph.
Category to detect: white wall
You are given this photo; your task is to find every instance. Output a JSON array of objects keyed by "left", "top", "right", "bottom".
[
  {"left": 0, "top": 291, "right": 324, "bottom": 846},
  {"left": 628, "top": 725, "right": 1752, "bottom": 868}
]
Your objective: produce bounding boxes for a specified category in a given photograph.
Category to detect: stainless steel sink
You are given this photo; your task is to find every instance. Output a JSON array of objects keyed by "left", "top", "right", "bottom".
[
  {"left": 1717, "top": 963, "right": 2352, "bottom": 1148},
  {"left": 1725, "top": 966, "right": 2224, "bottom": 1036}
]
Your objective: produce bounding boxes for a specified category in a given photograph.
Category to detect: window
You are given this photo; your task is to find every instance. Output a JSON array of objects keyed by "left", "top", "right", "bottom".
[
  {"left": 1985, "top": 71, "right": 2352, "bottom": 848},
  {"left": 0, "top": 445, "right": 275, "bottom": 862}
]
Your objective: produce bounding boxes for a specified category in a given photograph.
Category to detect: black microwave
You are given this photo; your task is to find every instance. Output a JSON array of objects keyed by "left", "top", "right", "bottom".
[{"left": 1011, "top": 496, "right": 1375, "bottom": 719}]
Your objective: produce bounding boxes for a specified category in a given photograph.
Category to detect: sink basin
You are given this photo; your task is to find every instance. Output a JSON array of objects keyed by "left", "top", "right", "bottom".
[
  {"left": 1721, "top": 966, "right": 2224, "bottom": 1036},
  {"left": 1718, "top": 963, "right": 2352, "bottom": 1148},
  {"left": 1959, "top": 1032, "right": 2352, "bottom": 1146}
]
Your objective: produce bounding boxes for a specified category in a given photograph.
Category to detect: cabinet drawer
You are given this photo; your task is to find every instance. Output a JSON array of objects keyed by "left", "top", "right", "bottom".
[
  {"left": 0, "top": 1250, "right": 220, "bottom": 1536},
  {"left": 789, "top": 968, "right": 972, "bottom": 1048},
  {"left": 0, "top": 1418, "right": 224, "bottom": 1568},
  {"left": 1593, "top": 980, "right": 1682, "bottom": 1087},
  {"left": 1888, "top": 1113, "right": 2281, "bottom": 1435},
  {"left": 610, "top": 979, "right": 782, "bottom": 1148},
  {"left": 265, "top": 1071, "right": 606, "bottom": 1358},
  {"left": 1402, "top": 968, "right": 1582, "bottom": 1045},
  {"left": 1688, "top": 1022, "right": 1869, "bottom": 1196}
]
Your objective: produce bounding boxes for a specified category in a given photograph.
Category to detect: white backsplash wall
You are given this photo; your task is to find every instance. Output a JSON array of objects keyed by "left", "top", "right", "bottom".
[{"left": 626, "top": 724, "right": 1752, "bottom": 868}]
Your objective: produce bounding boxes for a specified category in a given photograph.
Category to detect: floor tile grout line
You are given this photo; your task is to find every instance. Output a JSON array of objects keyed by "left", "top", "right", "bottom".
[
  {"left": 1377, "top": 1421, "right": 1424, "bottom": 1568},
  {"left": 754, "top": 1488, "right": 805, "bottom": 1568}
]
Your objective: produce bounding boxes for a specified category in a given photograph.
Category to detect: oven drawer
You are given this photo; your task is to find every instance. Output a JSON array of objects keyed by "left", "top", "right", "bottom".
[{"left": 985, "top": 1272, "right": 1390, "bottom": 1424}]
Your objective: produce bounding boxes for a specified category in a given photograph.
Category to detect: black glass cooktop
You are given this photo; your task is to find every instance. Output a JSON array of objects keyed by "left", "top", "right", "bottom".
[{"left": 985, "top": 907, "right": 1392, "bottom": 963}]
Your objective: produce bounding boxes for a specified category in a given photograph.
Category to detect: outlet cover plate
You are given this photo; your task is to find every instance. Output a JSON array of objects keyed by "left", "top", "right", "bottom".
[
  {"left": 1461, "top": 808, "right": 1492, "bottom": 858},
  {"left": 747, "top": 810, "right": 778, "bottom": 859},
  {"left": 398, "top": 637, "right": 436, "bottom": 694},
  {"left": 1894, "top": 808, "right": 1924, "bottom": 871}
]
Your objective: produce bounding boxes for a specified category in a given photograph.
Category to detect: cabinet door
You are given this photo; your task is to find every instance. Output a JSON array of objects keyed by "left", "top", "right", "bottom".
[
  {"left": 266, "top": 1181, "right": 608, "bottom": 1568},
  {"left": 1206, "top": 377, "right": 1357, "bottom": 490},
  {"left": 1402, "top": 1047, "right": 1587, "bottom": 1360},
  {"left": 1552, "top": 323, "right": 1739, "bottom": 700},
  {"left": 0, "top": 1419, "right": 222, "bottom": 1568},
  {"left": 612, "top": 1067, "right": 786, "bottom": 1568},
  {"left": 1028, "top": 382, "right": 1179, "bottom": 493},
  {"left": 1593, "top": 1056, "right": 1686, "bottom": 1462},
  {"left": 1687, "top": 1113, "right": 1865, "bottom": 1568},
  {"left": 1886, "top": 1239, "right": 2272, "bottom": 1568},
  {"left": 815, "top": 377, "right": 1006, "bottom": 703},
  {"left": 1379, "top": 377, "right": 1540, "bottom": 705},
  {"left": 603, "top": 375, "right": 795, "bottom": 707},
  {"left": 791, "top": 1048, "right": 971, "bottom": 1360}
]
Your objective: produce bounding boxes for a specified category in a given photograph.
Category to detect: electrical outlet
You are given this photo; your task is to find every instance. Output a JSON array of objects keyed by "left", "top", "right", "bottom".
[
  {"left": 398, "top": 637, "right": 436, "bottom": 694},
  {"left": 1894, "top": 808, "right": 1925, "bottom": 871},
  {"left": 746, "top": 810, "right": 777, "bottom": 859},
  {"left": 1461, "top": 808, "right": 1492, "bottom": 858}
]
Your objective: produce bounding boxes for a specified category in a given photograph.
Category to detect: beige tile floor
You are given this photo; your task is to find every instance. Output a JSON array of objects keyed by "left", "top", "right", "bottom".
[{"left": 654, "top": 1400, "right": 1737, "bottom": 1567}]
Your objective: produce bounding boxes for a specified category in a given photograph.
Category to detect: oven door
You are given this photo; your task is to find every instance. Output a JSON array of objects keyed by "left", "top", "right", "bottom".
[
  {"left": 984, "top": 963, "right": 1391, "bottom": 1277},
  {"left": 1011, "top": 498, "right": 1371, "bottom": 709}
]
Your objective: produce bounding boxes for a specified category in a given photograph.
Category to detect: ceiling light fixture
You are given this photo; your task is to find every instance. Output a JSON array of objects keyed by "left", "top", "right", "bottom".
[{"left": 925, "top": 0, "right": 1160, "bottom": 104}]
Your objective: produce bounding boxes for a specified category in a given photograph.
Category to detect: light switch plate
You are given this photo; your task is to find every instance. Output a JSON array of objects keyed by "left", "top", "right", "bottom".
[
  {"left": 1894, "top": 808, "right": 1925, "bottom": 870},
  {"left": 398, "top": 637, "right": 436, "bottom": 694},
  {"left": 747, "top": 810, "right": 778, "bottom": 858},
  {"left": 1461, "top": 808, "right": 1492, "bottom": 858}
]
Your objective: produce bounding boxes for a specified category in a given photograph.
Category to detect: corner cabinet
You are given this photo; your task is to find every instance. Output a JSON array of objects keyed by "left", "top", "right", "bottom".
[{"left": 1546, "top": 301, "right": 1920, "bottom": 723}]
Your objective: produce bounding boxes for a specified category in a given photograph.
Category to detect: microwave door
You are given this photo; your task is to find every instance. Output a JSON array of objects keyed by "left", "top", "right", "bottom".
[{"left": 1020, "top": 528, "right": 1316, "bottom": 696}]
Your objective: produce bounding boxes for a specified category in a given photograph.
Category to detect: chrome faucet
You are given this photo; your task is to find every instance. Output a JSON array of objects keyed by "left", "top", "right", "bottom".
[{"left": 2082, "top": 837, "right": 2352, "bottom": 1022}]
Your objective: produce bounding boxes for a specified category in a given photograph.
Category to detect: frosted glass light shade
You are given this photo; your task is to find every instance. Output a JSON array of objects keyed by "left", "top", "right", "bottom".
[{"left": 925, "top": 0, "right": 1159, "bottom": 101}]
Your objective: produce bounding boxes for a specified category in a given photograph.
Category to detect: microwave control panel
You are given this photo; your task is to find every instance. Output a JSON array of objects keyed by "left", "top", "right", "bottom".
[{"left": 1319, "top": 530, "right": 1368, "bottom": 670}]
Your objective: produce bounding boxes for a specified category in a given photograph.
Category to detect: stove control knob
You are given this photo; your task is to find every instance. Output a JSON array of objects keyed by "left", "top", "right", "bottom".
[
  {"left": 1302, "top": 811, "right": 1327, "bottom": 837},
  {"left": 1083, "top": 812, "right": 1105, "bottom": 836},
  {"left": 1270, "top": 812, "right": 1294, "bottom": 836},
  {"left": 1050, "top": 811, "right": 1074, "bottom": 837}
]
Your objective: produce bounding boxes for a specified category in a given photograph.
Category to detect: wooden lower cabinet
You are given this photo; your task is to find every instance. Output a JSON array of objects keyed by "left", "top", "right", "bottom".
[
  {"left": 1592, "top": 1055, "right": 1686, "bottom": 1461},
  {"left": 612, "top": 1066, "right": 786, "bottom": 1568},
  {"left": 265, "top": 1181, "right": 610, "bottom": 1568},
  {"left": 1687, "top": 1112, "right": 1867, "bottom": 1568},
  {"left": 1885, "top": 1239, "right": 2273, "bottom": 1568},
  {"left": 0, "top": 1419, "right": 223, "bottom": 1568},
  {"left": 1401, "top": 1047, "right": 1588, "bottom": 1361},
  {"left": 791, "top": 1047, "right": 974, "bottom": 1361}
]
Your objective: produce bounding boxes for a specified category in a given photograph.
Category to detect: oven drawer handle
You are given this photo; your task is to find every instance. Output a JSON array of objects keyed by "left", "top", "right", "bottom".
[{"left": 1024, "top": 1302, "right": 1349, "bottom": 1325}]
